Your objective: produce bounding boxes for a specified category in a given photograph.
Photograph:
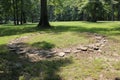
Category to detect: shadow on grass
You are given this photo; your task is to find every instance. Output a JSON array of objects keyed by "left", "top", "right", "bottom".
[
  {"left": 0, "top": 44, "right": 72, "bottom": 80},
  {"left": 32, "top": 41, "right": 55, "bottom": 49},
  {"left": 0, "top": 22, "right": 120, "bottom": 37}
]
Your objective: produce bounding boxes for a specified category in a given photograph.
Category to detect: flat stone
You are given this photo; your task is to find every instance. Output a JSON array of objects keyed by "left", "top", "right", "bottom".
[
  {"left": 72, "top": 50, "right": 81, "bottom": 53},
  {"left": 88, "top": 48, "right": 94, "bottom": 52},
  {"left": 95, "top": 36, "right": 102, "bottom": 40},
  {"left": 87, "top": 44, "right": 94, "bottom": 49},
  {"left": 33, "top": 51, "right": 40, "bottom": 54},
  {"left": 7, "top": 45, "right": 17, "bottom": 48},
  {"left": 16, "top": 50, "right": 27, "bottom": 54},
  {"left": 51, "top": 50, "right": 57, "bottom": 53},
  {"left": 94, "top": 47, "right": 99, "bottom": 50},
  {"left": 95, "top": 43, "right": 101, "bottom": 47},
  {"left": 58, "top": 52, "right": 65, "bottom": 57},
  {"left": 77, "top": 46, "right": 88, "bottom": 51},
  {"left": 39, "top": 50, "right": 47, "bottom": 53},
  {"left": 0, "top": 71, "right": 4, "bottom": 73},
  {"left": 103, "top": 39, "right": 107, "bottom": 42},
  {"left": 46, "top": 54, "right": 53, "bottom": 58},
  {"left": 27, "top": 53, "right": 37, "bottom": 57},
  {"left": 64, "top": 50, "right": 71, "bottom": 53},
  {"left": 98, "top": 50, "right": 102, "bottom": 52},
  {"left": 8, "top": 48, "right": 16, "bottom": 51}
]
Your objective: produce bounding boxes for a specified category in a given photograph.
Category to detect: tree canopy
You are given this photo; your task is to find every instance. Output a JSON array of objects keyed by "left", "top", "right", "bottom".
[{"left": 0, "top": 0, "right": 120, "bottom": 24}]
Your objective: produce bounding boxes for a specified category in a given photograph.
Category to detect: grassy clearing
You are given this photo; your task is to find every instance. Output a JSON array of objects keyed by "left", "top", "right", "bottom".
[
  {"left": 0, "top": 21, "right": 120, "bottom": 80},
  {"left": 27, "top": 32, "right": 90, "bottom": 48}
]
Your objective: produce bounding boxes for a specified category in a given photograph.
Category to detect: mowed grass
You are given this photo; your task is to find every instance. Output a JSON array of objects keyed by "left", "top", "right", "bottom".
[{"left": 0, "top": 21, "right": 120, "bottom": 80}]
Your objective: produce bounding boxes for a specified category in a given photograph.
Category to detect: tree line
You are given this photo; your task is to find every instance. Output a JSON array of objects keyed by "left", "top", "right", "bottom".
[{"left": 0, "top": 0, "right": 120, "bottom": 25}]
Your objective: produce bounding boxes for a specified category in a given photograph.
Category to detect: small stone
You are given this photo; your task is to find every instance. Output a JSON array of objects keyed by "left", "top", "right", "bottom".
[
  {"left": 52, "top": 50, "right": 57, "bottom": 53},
  {"left": 88, "top": 48, "right": 94, "bottom": 52},
  {"left": 73, "top": 50, "right": 80, "bottom": 53},
  {"left": 77, "top": 46, "right": 88, "bottom": 51},
  {"left": 95, "top": 43, "right": 101, "bottom": 47},
  {"left": 27, "top": 53, "right": 38, "bottom": 57},
  {"left": 39, "top": 50, "right": 46, "bottom": 53},
  {"left": 58, "top": 52, "right": 65, "bottom": 57},
  {"left": 64, "top": 50, "right": 71, "bottom": 53},
  {"left": 95, "top": 36, "right": 102, "bottom": 40},
  {"left": 87, "top": 44, "right": 94, "bottom": 49},
  {"left": 46, "top": 54, "right": 52, "bottom": 58},
  {"left": 103, "top": 40, "right": 107, "bottom": 42},
  {"left": 101, "top": 44, "right": 105, "bottom": 47},
  {"left": 98, "top": 50, "right": 102, "bottom": 52},
  {"left": 8, "top": 48, "right": 16, "bottom": 51},
  {"left": 0, "top": 71, "right": 4, "bottom": 73},
  {"left": 16, "top": 50, "right": 26, "bottom": 54},
  {"left": 8, "top": 45, "right": 16, "bottom": 48},
  {"left": 34, "top": 51, "right": 40, "bottom": 54},
  {"left": 94, "top": 47, "right": 99, "bottom": 50}
]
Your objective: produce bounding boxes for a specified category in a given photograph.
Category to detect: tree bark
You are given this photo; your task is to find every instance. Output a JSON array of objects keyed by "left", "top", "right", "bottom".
[
  {"left": 20, "top": 0, "right": 23, "bottom": 25},
  {"left": 23, "top": 12, "right": 26, "bottom": 23},
  {"left": 13, "top": 0, "right": 16, "bottom": 25},
  {"left": 15, "top": 0, "right": 19, "bottom": 25},
  {"left": 37, "top": 0, "right": 50, "bottom": 28},
  {"left": 111, "top": 2, "right": 114, "bottom": 21},
  {"left": 118, "top": 4, "right": 120, "bottom": 21}
]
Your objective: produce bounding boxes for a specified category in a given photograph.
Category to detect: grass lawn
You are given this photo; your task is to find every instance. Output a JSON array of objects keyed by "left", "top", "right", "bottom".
[{"left": 0, "top": 21, "right": 120, "bottom": 80}]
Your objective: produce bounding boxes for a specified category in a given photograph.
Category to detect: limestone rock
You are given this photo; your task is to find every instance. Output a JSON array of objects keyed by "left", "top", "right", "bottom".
[
  {"left": 77, "top": 46, "right": 88, "bottom": 51},
  {"left": 73, "top": 50, "right": 81, "bottom": 53},
  {"left": 58, "top": 52, "right": 65, "bottom": 57},
  {"left": 46, "top": 54, "right": 53, "bottom": 58},
  {"left": 95, "top": 36, "right": 102, "bottom": 40},
  {"left": 16, "top": 50, "right": 27, "bottom": 54},
  {"left": 64, "top": 50, "right": 71, "bottom": 53},
  {"left": 8, "top": 48, "right": 16, "bottom": 51},
  {"left": 94, "top": 47, "right": 99, "bottom": 50},
  {"left": 95, "top": 43, "right": 101, "bottom": 47}
]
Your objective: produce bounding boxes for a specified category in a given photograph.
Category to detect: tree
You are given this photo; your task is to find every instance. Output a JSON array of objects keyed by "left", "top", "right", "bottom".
[
  {"left": 81, "top": 0, "right": 105, "bottom": 22},
  {"left": 37, "top": 0, "right": 50, "bottom": 28}
]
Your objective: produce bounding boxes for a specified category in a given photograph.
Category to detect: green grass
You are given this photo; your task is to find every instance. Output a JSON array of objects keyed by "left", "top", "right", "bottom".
[
  {"left": 0, "top": 21, "right": 120, "bottom": 80},
  {"left": 28, "top": 32, "right": 90, "bottom": 48}
]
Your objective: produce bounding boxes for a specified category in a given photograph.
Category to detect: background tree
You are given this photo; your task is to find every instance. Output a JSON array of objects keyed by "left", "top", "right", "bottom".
[
  {"left": 37, "top": 0, "right": 50, "bottom": 28},
  {"left": 0, "top": 0, "right": 119, "bottom": 24}
]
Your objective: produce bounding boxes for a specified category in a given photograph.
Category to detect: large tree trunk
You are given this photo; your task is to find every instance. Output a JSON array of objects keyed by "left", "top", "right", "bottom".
[
  {"left": 37, "top": 0, "right": 50, "bottom": 28},
  {"left": 23, "top": 12, "right": 26, "bottom": 23}
]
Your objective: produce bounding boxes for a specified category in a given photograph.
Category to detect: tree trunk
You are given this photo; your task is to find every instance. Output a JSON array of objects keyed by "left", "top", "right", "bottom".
[
  {"left": 111, "top": 3, "right": 114, "bottom": 21},
  {"left": 37, "top": 0, "right": 50, "bottom": 28},
  {"left": 23, "top": 13, "right": 26, "bottom": 23},
  {"left": 15, "top": 0, "right": 19, "bottom": 25},
  {"left": 118, "top": 4, "right": 120, "bottom": 21},
  {"left": 13, "top": 0, "right": 16, "bottom": 25},
  {"left": 20, "top": 0, "right": 23, "bottom": 25}
]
